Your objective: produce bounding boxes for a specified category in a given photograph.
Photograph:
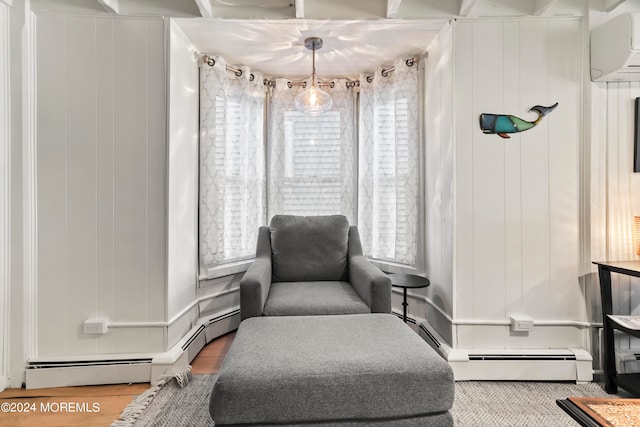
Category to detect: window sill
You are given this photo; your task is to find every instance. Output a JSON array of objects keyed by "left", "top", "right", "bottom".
[
  {"left": 369, "top": 259, "right": 418, "bottom": 275},
  {"left": 200, "top": 259, "right": 254, "bottom": 281},
  {"left": 200, "top": 258, "right": 415, "bottom": 280}
]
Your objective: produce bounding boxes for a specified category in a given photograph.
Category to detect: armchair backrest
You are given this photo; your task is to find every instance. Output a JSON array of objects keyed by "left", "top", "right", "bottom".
[{"left": 270, "top": 215, "right": 350, "bottom": 282}]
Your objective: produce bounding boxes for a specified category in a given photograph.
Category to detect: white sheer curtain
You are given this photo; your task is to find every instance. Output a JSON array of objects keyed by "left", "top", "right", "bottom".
[
  {"left": 268, "top": 78, "right": 356, "bottom": 223},
  {"left": 199, "top": 57, "right": 266, "bottom": 269},
  {"left": 358, "top": 58, "right": 420, "bottom": 266}
]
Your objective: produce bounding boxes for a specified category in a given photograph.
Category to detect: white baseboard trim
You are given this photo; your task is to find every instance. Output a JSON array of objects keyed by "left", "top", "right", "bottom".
[
  {"left": 0, "top": 375, "right": 8, "bottom": 391},
  {"left": 151, "top": 306, "right": 240, "bottom": 383},
  {"left": 25, "top": 307, "right": 240, "bottom": 389},
  {"left": 419, "top": 321, "right": 593, "bottom": 382}
]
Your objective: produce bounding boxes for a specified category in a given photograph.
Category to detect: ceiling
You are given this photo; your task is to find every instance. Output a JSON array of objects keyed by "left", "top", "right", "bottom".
[
  {"left": 176, "top": 18, "right": 447, "bottom": 78},
  {"left": 30, "top": 0, "right": 640, "bottom": 78}
]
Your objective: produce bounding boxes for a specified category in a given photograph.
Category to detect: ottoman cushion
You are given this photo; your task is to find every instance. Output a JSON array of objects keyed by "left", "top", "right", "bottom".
[{"left": 209, "top": 314, "right": 454, "bottom": 425}]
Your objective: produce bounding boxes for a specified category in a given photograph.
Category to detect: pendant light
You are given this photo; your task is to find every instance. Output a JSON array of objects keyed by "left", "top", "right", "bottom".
[{"left": 295, "top": 37, "right": 333, "bottom": 116}]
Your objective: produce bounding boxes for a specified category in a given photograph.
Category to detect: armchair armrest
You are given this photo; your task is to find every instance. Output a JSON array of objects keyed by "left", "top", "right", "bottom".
[
  {"left": 240, "top": 258, "right": 272, "bottom": 320},
  {"left": 240, "top": 226, "right": 273, "bottom": 320},
  {"left": 349, "top": 255, "right": 391, "bottom": 313}
]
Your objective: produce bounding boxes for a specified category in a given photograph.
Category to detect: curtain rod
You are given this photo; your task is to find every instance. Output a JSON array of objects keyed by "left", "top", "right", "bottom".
[
  {"left": 203, "top": 54, "right": 420, "bottom": 87},
  {"left": 202, "top": 55, "right": 256, "bottom": 82},
  {"left": 286, "top": 81, "right": 335, "bottom": 89},
  {"left": 365, "top": 56, "right": 419, "bottom": 83}
]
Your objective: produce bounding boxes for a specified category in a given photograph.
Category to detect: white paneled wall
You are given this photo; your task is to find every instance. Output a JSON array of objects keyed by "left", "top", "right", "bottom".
[
  {"left": 35, "top": 15, "right": 167, "bottom": 356},
  {"left": 423, "top": 22, "right": 455, "bottom": 344},
  {"left": 167, "top": 20, "right": 199, "bottom": 348},
  {"left": 453, "top": 19, "right": 584, "bottom": 349},
  {"left": 0, "top": 1, "right": 10, "bottom": 389},
  {"left": 593, "top": 83, "right": 640, "bottom": 263},
  {"left": 591, "top": 82, "right": 640, "bottom": 350}
]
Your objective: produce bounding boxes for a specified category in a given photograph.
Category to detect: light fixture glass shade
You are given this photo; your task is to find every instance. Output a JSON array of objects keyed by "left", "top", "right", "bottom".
[
  {"left": 295, "top": 83, "right": 333, "bottom": 116},
  {"left": 295, "top": 37, "right": 333, "bottom": 116}
]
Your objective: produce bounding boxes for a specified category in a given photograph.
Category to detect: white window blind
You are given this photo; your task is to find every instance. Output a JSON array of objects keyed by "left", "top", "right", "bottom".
[
  {"left": 268, "top": 78, "right": 356, "bottom": 222},
  {"left": 199, "top": 58, "right": 266, "bottom": 271},
  {"left": 278, "top": 110, "right": 343, "bottom": 215},
  {"left": 359, "top": 59, "right": 419, "bottom": 267}
]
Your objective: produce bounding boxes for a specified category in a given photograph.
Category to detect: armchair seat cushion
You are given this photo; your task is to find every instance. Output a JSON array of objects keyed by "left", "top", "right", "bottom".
[{"left": 262, "top": 281, "right": 370, "bottom": 316}]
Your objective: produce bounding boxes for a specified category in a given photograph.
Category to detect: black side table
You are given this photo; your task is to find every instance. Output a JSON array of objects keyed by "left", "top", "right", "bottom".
[
  {"left": 388, "top": 273, "right": 430, "bottom": 323},
  {"left": 593, "top": 260, "right": 640, "bottom": 395}
]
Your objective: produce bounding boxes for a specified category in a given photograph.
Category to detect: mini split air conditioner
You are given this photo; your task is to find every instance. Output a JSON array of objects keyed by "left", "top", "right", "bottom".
[{"left": 591, "top": 13, "right": 640, "bottom": 81}]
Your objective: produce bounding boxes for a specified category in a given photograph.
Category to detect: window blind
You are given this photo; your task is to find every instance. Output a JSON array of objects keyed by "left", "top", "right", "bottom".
[
  {"left": 199, "top": 58, "right": 266, "bottom": 271},
  {"left": 358, "top": 59, "right": 419, "bottom": 267},
  {"left": 268, "top": 78, "right": 356, "bottom": 222}
]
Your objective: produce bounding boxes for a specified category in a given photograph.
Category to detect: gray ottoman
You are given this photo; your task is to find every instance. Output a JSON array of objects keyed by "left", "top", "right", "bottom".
[{"left": 209, "top": 314, "right": 454, "bottom": 426}]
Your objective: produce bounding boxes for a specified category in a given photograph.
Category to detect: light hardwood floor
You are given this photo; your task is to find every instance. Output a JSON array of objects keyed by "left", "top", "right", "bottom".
[{"left": 0, "top": 332, "right": 236, "bottom": 427}]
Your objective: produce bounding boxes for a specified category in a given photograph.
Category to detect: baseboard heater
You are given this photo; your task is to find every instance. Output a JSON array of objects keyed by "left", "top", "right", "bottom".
[
  {"left": 419, "top": 320, "right": 593, "bottom": 382},
  {"left": 28, "top": 358, "right": 153, "bottom": 369},
  {"left": 455, "top": 350, "right": 591, "bottom": 382},
  {"left": 468, "top": 354, "right": 577, "bottom": 361},
  {"left": 25, "top": 308, "right": 240, "bottom": 389},
  {"left": 392, "top": 310, "right": 417, "bottom": 325},
  {"left": 616, "top": 350, "right": 640, "bottom": 374},
  {"left": 182, "top": 310, "right": 238, "bottom": 352},
  {"left": 25, "top": 357, "right": 153, "bottom": 389},
  {"left": 419, "top": 323, "right": 441, "bottom": 349}
]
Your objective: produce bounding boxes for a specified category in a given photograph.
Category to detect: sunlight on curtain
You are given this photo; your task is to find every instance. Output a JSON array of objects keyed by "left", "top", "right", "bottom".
[
  {"left": 268, "top": 78, "right": 356, "bottom": 222},
  {"left": 199, "top": 57, "right": 266, "bottom": 269},
  {"left": 358, "top": 58, "right": 420, "bottom": 266}
]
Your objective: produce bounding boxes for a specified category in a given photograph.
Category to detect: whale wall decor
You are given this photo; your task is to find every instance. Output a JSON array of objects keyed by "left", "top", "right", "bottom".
[{"left": 479, "top": 103, "right": 558, "bottom": 139}]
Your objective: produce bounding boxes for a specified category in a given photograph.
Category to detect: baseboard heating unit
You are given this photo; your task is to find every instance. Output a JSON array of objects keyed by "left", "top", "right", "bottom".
[
  {"left": 25, "top": 308, "right": 240, "bottom": 389},
  {"left": 616, "top": 350, "right": 640, "bottom": 374},
  {"left": 419, "top": 321, "right": 593, "bottom": 382}
]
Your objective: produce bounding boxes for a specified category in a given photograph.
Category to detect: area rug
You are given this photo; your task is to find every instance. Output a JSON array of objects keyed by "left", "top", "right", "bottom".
[
  {"left": 567, "top": 397, "right": 640, "bottom": 427},
  {"left": 113, "top": 375, "right": 628, "bottom": 427}
]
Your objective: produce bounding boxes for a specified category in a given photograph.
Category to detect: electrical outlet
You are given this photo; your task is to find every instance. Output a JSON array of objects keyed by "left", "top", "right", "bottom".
[
  {"left": 510, "top": 315, "right": 534, "bottom": 332},
  {"left": 83, "top": 319, "right": 109, "bottom": 334}
]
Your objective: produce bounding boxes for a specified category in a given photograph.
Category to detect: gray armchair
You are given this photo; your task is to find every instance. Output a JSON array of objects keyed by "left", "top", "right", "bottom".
[{"left": 240, "top": 215, "right": 391, "bottom": 320}]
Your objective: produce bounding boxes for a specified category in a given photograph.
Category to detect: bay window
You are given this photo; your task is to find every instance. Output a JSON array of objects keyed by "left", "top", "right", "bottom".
[{"left": 199, "top": 57, "right": 420, "bottom": 276}]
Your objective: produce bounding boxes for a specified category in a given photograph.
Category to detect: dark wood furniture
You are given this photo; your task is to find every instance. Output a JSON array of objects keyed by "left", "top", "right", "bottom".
[
  {"left": 556, "top": 399, "right": 601, "bottom": 427},
  {"left": 388, "top": 273, "right": 430, "bottom": 323},
  {"left": 593, "top": 261, "right": 640, "bottom": 396}
]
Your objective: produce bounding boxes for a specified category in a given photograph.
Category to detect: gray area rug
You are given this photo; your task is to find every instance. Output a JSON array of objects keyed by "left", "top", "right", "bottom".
[{"left": 118, "top": 374, "right": 625, "bottom": 426}]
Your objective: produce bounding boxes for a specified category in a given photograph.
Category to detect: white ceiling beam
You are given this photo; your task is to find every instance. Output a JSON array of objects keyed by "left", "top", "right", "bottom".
[
  {"left": 603, "top": 0, "right": 626, "bottom": 12},
  {"left": 386, "top": 0, "right": 402, "bottom": 18},
  {"left": 533, "top": 0, "right": 556, "bottom": 16},
  {"left": 459, "top": 0, "right": 479, "bottom": 17},
  {"left": 295, "top": 0, "right": 304, "bottom": 18},
  {"left": 194, "top": 0, "right": 213, "bottom": 17},
  {"left": 97, "top": 0, "right": 119, "bottom": 14}
]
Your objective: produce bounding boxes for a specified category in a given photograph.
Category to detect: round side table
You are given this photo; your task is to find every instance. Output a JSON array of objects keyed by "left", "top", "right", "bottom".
[{"left": 388, "top": 273, "right": 430, "bottom": 323}]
